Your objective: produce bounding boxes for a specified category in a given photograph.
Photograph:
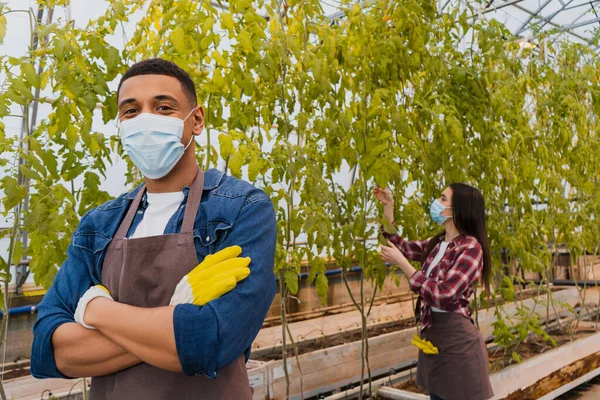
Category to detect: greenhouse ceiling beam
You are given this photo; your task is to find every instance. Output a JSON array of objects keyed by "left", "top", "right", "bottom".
[
  {"left": 328, "top": 0, "right": 526, "bottom": 22},
  {"left": 440, "top": 0, "right": 501, "bottom": 12},
  {"left": 567, "top": 3, "right": 600, "bottom": 28},
  {"left": 326, "top": 10, "right": 344, "bottom": 21},
  {"left": 515, "top": 0, "right": 553, "bottom": 35},
  {"left": 538, "top": 0, "right": 600, "bottom": 36},
  {"left": 556, "top": 15, "right": 600, "bottom": 32},
  {"left": 510, "top": 2, "right": 594, "bottom": 45},
  {"left": 543, "top": 2, "right": 600, "bottom": 47},
  {"left": 547, "top": 3, "right": 600, "bottom": 44},
  {"left": 536, "top": 0, "right": 578, "bottom": 31},
  {"left": 463, "top": 0, "right": 526, "bottom": 16},
  {"left": 548, "top": 0, "right": 598, "bottom": 13},
  {"left": 548, "top": 18, "right": 600, "bottom": 47},
  {"left": 563, "top": 0, "right": 600, "bottom": 11},
  {"left": 470, "top": 0, "right": 526, "bottom": 20},
  {"left": 552, "top": 2, "right": 600, "bottom": 44}
]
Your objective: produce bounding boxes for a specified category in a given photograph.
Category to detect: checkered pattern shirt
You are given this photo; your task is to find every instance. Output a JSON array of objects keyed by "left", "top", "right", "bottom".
[{"left": 382, "top": 228, "right": 483, "bottom": 331}]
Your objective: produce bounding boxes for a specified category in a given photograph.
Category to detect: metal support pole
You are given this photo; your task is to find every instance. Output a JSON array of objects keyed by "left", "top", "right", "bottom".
[{"left": 14, "top": 6, "right": 53, "bottom": 294}]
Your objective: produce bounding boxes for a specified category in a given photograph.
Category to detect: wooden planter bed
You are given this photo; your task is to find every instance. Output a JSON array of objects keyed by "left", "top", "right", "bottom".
[
  {"left": 250, "top": 287, "right": 580, "bottom": 399},
  {"left": 377, "top": 325, "right": 600, "bottom": 400},
  {"left": 253, "top": 285, "right": 566, "bottom": 359}
]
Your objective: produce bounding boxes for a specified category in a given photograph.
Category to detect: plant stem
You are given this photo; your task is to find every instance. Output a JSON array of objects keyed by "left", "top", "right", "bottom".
[
  {"left": 362, "top": 189, "right": 373, "bottom": 396},
  {"left": 285, "top": 316, "right": 304, "bottom": 400},
  {"left": 359, "top": 267, "right": 365, "bottom": 400},
  {"left": 278, "top": 272, "right": 291, "bottom": 399},
  {"left": 341, "top": 271, "right": 362, "bottom": 311},
  {"left": 572, "top": 247, "right": 597, "bottom": 339},
  {"left": 366, "top": 284, "right": 378, "bottom": 317}
]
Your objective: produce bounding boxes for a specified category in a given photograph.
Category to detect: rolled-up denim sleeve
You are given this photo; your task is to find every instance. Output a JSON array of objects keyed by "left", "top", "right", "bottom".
[
  {"left": 31, "top": 223, "right": 95, "bottom": 379},
  {"left": 173, "top": 195, "right": 277, "bottom": 377}
]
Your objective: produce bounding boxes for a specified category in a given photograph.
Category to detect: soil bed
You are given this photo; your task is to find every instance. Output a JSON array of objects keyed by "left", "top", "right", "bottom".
[
  {"left": 254, "top": 318, "right": 416, "bottom": 362},
  {"left": 1, "top": 363, "right": 30, "bottom": 380},
  {"left": 488, "top": 324, "right": 597, "bottom": 373},
  {"left": 395, "top": 378, "right": 428, "bottom": 395}
]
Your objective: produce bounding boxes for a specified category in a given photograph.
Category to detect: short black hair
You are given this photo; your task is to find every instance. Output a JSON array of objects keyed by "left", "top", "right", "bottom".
[{"left": 117, "top": 58, "right": 197, "bottom": 105}]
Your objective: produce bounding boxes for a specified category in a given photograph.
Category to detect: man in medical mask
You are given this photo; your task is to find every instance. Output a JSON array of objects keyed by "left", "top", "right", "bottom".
[{"left": 30, "top": 59, "right": 277, "bottom": 399}]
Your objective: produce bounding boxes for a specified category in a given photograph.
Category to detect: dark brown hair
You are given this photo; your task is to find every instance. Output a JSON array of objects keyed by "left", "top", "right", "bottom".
[{"left": 118, "top": 58, "right": 197, "bottom": 105}]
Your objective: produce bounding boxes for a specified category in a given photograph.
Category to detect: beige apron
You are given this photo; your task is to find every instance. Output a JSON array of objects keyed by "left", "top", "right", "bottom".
[
  {"left": 416, "top": 312, "right": 494, "bottom": 400},
  {"left": 91, "top": 169, "right": 252, "bottom": 400}
]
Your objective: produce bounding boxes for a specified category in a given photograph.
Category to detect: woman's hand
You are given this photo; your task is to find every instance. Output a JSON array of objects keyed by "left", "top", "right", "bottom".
[
  {"left": 381, "top": 240, "right": 417, "bottom": 278},
  {"left": 373, "top": 186, "right": 394, "bottom": 206},
  {"left": 380, "top": 240, "right": 408, "bottom": 266}
]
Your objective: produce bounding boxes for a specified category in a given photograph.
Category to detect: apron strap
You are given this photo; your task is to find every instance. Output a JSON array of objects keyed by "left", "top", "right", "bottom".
[
  {"left": 114, "top": 183, "right": 147, "bottom": 240},
  {"left": 181, "top": 168, "right": 204, "bottom": 234}
]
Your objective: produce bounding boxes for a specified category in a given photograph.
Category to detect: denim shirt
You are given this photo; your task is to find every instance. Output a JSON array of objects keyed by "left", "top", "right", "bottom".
[{"left": 30, "top": 168, "right": 277, "bottom": 379}]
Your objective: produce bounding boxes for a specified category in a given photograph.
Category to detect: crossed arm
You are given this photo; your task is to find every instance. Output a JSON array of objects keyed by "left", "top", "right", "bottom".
[
  {"left": 52, "top": 322, "right": 141, "bottom": 377},
  {"left": 50, "top": 289, "right": 187, "bottom": 377},
  {"left": 53, "top": 303, "right": 185, "bottom": 377}
]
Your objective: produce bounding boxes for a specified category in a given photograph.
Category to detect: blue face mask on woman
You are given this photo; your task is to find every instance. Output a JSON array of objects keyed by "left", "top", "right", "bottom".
[
  {"left": 430, "top": 199, "right": 451, "bottom": 225},
  {"left": 119, "top": 108, "right": 196, "bottom": 179}
]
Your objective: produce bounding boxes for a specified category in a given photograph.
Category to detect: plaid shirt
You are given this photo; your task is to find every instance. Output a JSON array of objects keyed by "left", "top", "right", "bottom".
[{"left": 382, "top": 228, "right": 483, "bottom": 331}]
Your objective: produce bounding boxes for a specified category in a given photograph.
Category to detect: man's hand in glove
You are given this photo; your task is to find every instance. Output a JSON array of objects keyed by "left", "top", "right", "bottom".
[
  {"left": 170, "top": 245, "right": 251, "bottom": 306},
  {"left": 74, "top": 285, "right": 114, "bottom": 329}
]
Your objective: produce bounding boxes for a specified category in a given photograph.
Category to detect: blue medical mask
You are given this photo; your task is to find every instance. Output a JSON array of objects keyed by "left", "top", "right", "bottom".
[
  {"left": 430, "top": 199, "right": 451, "bottom": 225},
  {"left": 119, "top": 108, "right": 196, "bottom": 179}
]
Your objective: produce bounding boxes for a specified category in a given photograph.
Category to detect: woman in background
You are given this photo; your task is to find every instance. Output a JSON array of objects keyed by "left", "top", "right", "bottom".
[{"left": 376, "top": 184, "right": 494, "bottom": 400}]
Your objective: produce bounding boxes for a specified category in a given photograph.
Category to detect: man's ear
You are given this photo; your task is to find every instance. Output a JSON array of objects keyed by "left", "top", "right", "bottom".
[{"left": 192, "top": 105, "right": 205, "bottom": 136}]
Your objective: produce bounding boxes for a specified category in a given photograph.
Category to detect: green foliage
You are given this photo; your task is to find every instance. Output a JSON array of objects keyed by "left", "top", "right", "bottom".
[
  {"left": 500, "top": 276, "right": 516, "bottom": 302},
  {"left": 0, "top": 14, "right": 6, "bottom": 45},
  {"left": 0, "top": 4, "right": 121, "bottom": 289},
  {"left": 0, "top": 1, "right": 599, "bottom": 365},
  {"left": 511, "top": 351, "right": 521, "bottom": 364}
]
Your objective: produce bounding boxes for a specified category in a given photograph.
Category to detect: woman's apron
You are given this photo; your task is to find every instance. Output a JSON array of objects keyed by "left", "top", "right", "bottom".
[
  {"left": 90, "top": 169, "right": 253, "bottom": 400},
  {"left": 416, "top": 312, "right": 494, "bottom": 400}
]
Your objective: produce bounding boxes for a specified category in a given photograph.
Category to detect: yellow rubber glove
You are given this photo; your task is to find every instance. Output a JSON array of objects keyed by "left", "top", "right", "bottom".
[
  {"left": 169, "top": 245, "right": 251, "bottom": 306},
  {"left": 417, "top": 335, "right": 439, "bottom": 354},
  {"left": 412, "top": 334, "right": 439, "bottom": 355}
]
